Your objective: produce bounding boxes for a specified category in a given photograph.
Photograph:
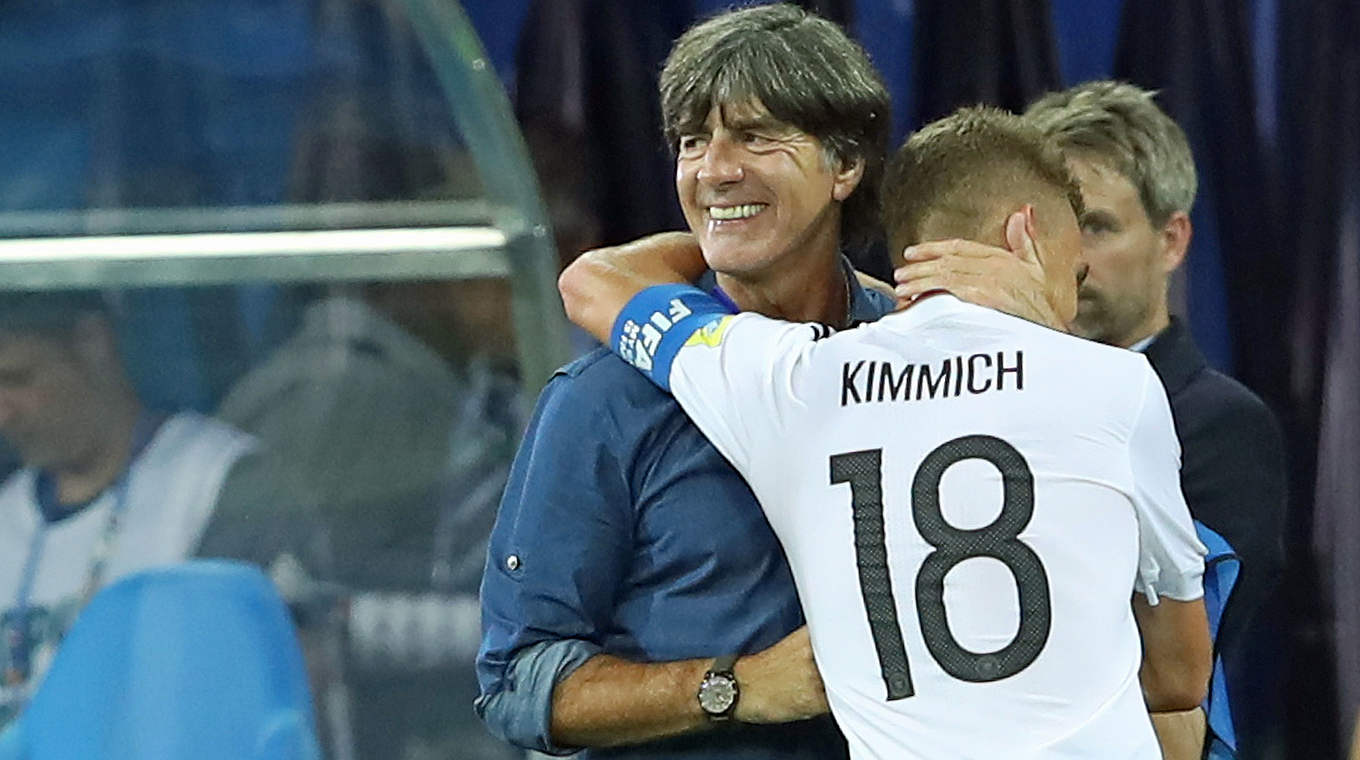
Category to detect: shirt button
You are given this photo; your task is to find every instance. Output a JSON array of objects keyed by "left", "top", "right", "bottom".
[{"left": 506, "top": 555, "right": 521, "bottom": 571}]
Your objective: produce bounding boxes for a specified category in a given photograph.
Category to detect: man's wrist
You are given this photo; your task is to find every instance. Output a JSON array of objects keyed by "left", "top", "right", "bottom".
[{"left": 730, "top": 653, "right": 766, "bottom": 723}]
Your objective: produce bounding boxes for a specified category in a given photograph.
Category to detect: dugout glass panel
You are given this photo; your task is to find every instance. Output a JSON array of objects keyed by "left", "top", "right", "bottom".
[{"left": 0, "top": 2, "right": 566, "bottom": 759}]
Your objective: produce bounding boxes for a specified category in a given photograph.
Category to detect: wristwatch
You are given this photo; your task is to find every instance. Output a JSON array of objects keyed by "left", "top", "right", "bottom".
[{"left": 696, "top": 654, "right": 740, "bottom": 721}]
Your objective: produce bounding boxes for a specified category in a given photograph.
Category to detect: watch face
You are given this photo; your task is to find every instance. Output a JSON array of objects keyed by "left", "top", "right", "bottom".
[{"left": 698, "top": 674, "right": 737, "bottom": 714}]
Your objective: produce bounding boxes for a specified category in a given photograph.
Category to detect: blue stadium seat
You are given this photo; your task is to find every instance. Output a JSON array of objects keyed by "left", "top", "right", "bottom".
[
  {"left": 1197, "top": 521, "right": 1242, "bottom": 760},
  {"left": 0, "top": 561, "right": 319, "bottom": 760}
]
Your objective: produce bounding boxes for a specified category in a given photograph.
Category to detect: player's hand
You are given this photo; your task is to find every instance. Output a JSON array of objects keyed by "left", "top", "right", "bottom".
[
  {"left": 893, "top": 209, "right": 1067, "bottom": 331},
  {"left": 732, "top": 626, "right": 829, "bottom": 723}
]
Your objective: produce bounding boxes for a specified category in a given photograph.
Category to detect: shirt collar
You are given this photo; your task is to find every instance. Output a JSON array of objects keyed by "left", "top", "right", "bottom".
[
  {"left": 1127, "top": 333, "right": 1157, "bottom": 353},
  {"left": 701, "top": 255, "right": 892, "bottom": 324}
]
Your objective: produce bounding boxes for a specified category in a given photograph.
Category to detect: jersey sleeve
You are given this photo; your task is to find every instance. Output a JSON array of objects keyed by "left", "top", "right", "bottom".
[
  {"left": 610, "top": 284, "right": 821, "bottom": 477},
  {"left": 1128, "top": 363, "right": 1207, "bottom": 604}
]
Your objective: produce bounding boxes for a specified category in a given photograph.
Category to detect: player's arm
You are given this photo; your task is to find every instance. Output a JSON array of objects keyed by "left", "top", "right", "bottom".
[
  {"left": 1133, "top": 595, "right": 1212, "bottom": 711},
  {"left": 1147, "top": 705, "right": 1207, "bottom": 760},
  {"left": 559, "top": 231, "right": 710, "bottom": 345},
  {"left": 564, "top": 237, "right": 807, "bottom": 471},
  {"left": 1126, "top": 364, "right": 1212, "bottom": 712},
  {"left": 565, "top": 230, "right": 897, "bottom": 320}
]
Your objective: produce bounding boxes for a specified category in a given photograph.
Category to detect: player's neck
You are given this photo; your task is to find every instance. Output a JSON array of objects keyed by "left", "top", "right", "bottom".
[
  {"left": 51, "top": 397, "right": 144, "bottom": 506},
  {"left": 715, "top": 249, "right": 849, "bottom": 327}
]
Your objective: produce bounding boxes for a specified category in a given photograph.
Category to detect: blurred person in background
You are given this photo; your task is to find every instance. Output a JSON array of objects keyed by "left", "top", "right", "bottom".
[
  {"left": 218, "top": 277, "right": 524, "bottom": 760},
  {"left": 216, "top": 84, "right": 526, "bottom": 755},
  {"left": 0, "top": 290, "right": 323, "bottom": 728}
]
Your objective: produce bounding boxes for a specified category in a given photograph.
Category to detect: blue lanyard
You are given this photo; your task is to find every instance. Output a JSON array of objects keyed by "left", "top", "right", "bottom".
[{"left": 6, "top": 413, "right": 162, "bottom": 684}]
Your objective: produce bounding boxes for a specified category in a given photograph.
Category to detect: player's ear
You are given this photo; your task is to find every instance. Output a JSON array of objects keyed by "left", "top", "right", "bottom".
[
  {"left": 832, "top": 156, "right": 865, "bottom": 202},
  {"left": 1004, "top": 205, "right": 1040, "bottom": 262}
]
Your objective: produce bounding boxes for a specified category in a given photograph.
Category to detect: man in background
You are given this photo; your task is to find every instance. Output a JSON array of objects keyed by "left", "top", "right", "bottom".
[
  {"left": 1021, "top": 81, "right": 1288, "bottom": 758},
  {"left": 0, "top": 290, "right": 318, "bottom": 727}
]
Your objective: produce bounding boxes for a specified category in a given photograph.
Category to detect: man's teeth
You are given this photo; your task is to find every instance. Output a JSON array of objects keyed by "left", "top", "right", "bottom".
[{"left": 709, "top": 204, "right": 765, "bottom": 220}]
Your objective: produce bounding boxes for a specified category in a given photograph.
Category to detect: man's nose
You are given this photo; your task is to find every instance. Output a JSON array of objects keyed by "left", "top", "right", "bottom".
[{"left": 696, "top": 136, "right": 744, "bottom": 185}]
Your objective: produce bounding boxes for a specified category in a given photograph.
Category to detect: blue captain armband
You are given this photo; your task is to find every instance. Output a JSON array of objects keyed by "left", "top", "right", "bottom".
[{"left": 611, "top": 284, "right": 733, "bottom": 391}]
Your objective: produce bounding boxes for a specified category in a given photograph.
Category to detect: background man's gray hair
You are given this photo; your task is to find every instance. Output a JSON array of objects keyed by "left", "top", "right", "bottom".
[
  {"left": 659, "top": 3, "right": 891, "bottom": 246},
  {"left": 1025, "top": 80, "right": 1197, "bottom": 225}
]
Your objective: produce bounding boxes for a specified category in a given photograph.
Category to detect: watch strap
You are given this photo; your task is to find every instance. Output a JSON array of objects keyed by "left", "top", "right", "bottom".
[{"left": 708, "top": 653, "right": 739, "bottom": 676}]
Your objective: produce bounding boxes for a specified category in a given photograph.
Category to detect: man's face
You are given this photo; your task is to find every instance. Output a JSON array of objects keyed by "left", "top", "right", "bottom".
[
  {"left": 1067, "top": 157, "right": 1169, "bottom": 346},
  {"left": 674, "top": 100, "right": 859, "bottom": 277},
  {"left": 0, "top": 331, "right": 99, "bottom": 469}
]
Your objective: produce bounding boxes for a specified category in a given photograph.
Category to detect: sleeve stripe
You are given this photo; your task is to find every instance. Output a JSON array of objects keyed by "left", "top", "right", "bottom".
[{"left": 611, "top": 284, "right": 733, "bottom": 391}]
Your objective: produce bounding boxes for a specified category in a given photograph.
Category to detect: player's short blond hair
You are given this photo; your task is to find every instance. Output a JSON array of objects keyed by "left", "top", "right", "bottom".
[
  {"left": 881, "top": 105, "right": 1083, "bottom": 260},
  {"left": 1024, "top": 81, "right": 1196, "bottom": 225}
]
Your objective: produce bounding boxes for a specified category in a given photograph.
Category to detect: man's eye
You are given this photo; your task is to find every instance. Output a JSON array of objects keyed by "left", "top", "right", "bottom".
[
  {"left": 742, "top": 132, "right": 773, "bottom": 146},
  {"left": 678, "top": 136, "right": 707, "bottom": 155},
  {"left": 1080, "top": 217, "right": 1112, "bottom": 234}
]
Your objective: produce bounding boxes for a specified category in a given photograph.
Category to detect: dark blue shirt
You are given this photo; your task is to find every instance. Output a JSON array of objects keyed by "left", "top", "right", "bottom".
[{"left": 476, "top": 268, "right": 892, "bottom": 758}]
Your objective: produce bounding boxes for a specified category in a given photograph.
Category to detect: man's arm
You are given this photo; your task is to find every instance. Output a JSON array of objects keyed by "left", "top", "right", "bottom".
[
  {"left": 559, "top": 232, "right": 709, "bottom": 345},
  {"left": 475, "top": 375, "right": 635, "bottom": 753},
  {"left": 476, "top": 374, "right": 827, "bottom": 753},
  {"left": 550, "top": 627, "right": 828, "bottom": 748}
]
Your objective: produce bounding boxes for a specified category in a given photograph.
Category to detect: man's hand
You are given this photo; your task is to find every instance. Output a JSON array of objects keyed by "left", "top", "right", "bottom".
[
  {"left": 733, "top": 626, "right": 829, "bottom": 723},
  {"left": 893, "top": 210, "right": 1067, "bottom": 331}
]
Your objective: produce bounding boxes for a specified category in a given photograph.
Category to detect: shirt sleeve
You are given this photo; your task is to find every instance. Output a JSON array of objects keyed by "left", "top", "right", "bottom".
[
  {"left": 474, "top": 372, "right": 634, "bottom": 753},
  {"left": 610, "top": 284, "right": 821, "bottom": 479},
  {"left": 475, "top": 639, "right": 601, "bottom": 755},
  {"left": 1128, "top": 363, "right": 1207, "bottom": 604}
]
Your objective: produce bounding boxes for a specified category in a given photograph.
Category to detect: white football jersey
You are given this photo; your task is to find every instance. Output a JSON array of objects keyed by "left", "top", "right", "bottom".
[{"left": 659, "top": 294, "right": 1205, "bottom": 760}]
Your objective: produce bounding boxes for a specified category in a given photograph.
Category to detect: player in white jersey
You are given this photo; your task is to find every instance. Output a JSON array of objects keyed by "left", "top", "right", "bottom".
[{"left": 558, "top": 106, "right": 1212, "bottom": 759}]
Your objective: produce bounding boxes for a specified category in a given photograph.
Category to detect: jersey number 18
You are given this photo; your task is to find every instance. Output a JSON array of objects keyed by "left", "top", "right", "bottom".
[{"left": 830, "top": 434, "right": 1052, "bottom": 701}]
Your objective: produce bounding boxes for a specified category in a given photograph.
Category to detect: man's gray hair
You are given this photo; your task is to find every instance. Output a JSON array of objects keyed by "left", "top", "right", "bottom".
[
  {"left": 1025, "top": 81, "right": 1196, "bottom": 225},
  {"left": 659, "top": 3, "right": 891, "bottom": 246}
]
